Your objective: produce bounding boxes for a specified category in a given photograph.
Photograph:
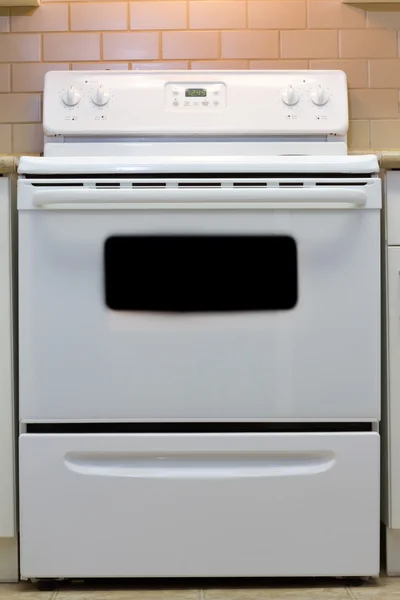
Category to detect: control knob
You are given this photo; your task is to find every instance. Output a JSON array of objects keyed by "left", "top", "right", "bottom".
[
  {"left": 281, "top": 85, "right": 299, "bottom": 106},
  {"left": 62, "top": 86, "right": 81, "bottom": 107},
  {"left": 311, "top": 85, "right": 329, "bottom": 106},
  {"left": 92, "top": 85, "right": 110, "bottom": 106}
]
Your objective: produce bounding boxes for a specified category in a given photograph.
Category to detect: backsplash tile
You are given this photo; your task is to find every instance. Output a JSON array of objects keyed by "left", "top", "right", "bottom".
[
  {"left": 130, "top": 60, "right": 188, "bottom": 69},
  {"left": 0, "top": 33, "right": 40, "bottom": 62},
  {"left": 72, "top": 62, "right": 129, "bottom": 69},
  {"left": 0, "top": 8, "right": 10, "bottom": 33},
  {"left": 366, "top": 11, "right": 400, "bottom": 29},
  {"left": 11, "top": 5, "right": 68, "bottom": 32},
  {"left": 222, "top": 30, "right": 279, "bottom": 59},
  {"left": 0, "top": 125, "right": 12, "bottom": 154},
  {"left": 250, "top": 59, "right": 308, "bottom": 68},
  {"left": 371, "top": 119, "right": 400, "bottom": 148},
  {"left": 163, "top": 31, "right": 219, "bottom": 58},
  {"left": 349, "top": 88, "right": 399, "bottom": 119},
  {"left": 0, "top": 64, "right": 10, "bottom": 92},
  {"left": 12, "top": 62, "right": 68, "bottom": 91},
  {"left": 193, "top": 59, "right": 248, "bottom": 68},
  {"left": 248, "top": 2, "right": 306, "bottom": 29},
  {"left": 70, "top": 3, "right": 128, "bottom": 31},
  {"left": 309, "top": 59, "right": 368, "bottom": 88},
  {"left": 131, "top": 2, "right": 186, "bottom": 30},
  {"left": 281, "top": 30, "right": 338, "bottom": 58},
  {"left": 340, "top": 29, "right": 397, "bottom": 58},
  {"left": 308, "top": 3, "right": 365, "bottom": 29},
  {"left": 0, "top": 0, "right": 399, "bottom": 152},
  {"left": 43, "top": 33, "right": 100, "bottom": 60},
  {"left": 0, "top": 93, "right": 41, "bottom": 123},
  {"left": 348, "top": 120, "right": 370, "bottom": 149},
  {"left": 12, "top": 123, "right": 42, "bottom": 153},
  {"left": 103, "top": 31, "right": 159, "bottom": 59},
  {"left": 369, "top": 59, "right": 400, "bottom": 88},
  {"left": 190, "top": 2, "right": 246, "bottom": 30}
]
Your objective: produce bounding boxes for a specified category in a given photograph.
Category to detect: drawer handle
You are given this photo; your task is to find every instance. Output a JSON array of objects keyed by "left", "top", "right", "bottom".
[{"left": 65, "top": 451, "right": 335, "bottom": 479}]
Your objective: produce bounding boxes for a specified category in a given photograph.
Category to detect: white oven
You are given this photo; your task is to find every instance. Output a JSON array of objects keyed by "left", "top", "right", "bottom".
[{"left": 18, "top": 70, "right": 381, "bottom": 582}]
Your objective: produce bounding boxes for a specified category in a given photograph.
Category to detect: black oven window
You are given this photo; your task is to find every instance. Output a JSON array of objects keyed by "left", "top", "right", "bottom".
[{"left": 104, "top": 235, "right": 298, "bottom": 312}]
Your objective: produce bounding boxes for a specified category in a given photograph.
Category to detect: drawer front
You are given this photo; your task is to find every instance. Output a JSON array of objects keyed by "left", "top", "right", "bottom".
[{"left": 20, "top": 432, "right": 380, "bottom": 578}]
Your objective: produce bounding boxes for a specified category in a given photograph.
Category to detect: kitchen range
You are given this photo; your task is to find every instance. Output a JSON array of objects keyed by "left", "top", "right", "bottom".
[{"left": 18, "top": 70, "right": 381, "bottom": 584}]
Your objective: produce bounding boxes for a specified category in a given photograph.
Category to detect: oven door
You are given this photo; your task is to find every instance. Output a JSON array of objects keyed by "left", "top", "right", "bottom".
[{"left": 18, "top": 180, "right": 381, "bottom": 422}]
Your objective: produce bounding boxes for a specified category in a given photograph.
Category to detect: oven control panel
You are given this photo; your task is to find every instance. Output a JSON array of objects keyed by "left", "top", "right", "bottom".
[{"left": 43, "top": 70, "right": 348, "bottom": 137}]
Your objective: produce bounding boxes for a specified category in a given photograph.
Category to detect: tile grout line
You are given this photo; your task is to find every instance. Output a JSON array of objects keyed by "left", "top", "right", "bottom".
[
  {"left": 199, "top": 589, "right": 205, "bottom": 600},
  {"left": 346, "top": 584, "right": 359, "bottom": 600}
]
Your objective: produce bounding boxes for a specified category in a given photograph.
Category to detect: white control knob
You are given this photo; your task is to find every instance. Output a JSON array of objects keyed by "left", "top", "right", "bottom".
[
  {"left": 92, "top": 86, "right": 110, "bottom": 106},
  {"left": 281, "top": 85, "right": 299, "bottom": 106},
  {"left": 62, "top": 86, "right": 81, "bottom": 107},
  {"left": 311, "top": 85, "right": 329, "bottom": 106}
]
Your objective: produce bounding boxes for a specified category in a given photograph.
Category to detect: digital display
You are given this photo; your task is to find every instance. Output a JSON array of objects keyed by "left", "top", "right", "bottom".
[{"left": 185, "top": 88, "right": 207, "bottom": 97}]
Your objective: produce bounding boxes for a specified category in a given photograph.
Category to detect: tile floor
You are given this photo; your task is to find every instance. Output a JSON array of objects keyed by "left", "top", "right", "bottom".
[{"left": 1, "top": 578, "right": 400, "bottom": 600}]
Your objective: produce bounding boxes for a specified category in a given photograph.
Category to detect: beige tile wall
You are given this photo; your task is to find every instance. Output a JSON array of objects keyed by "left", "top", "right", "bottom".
[{"left": 0, "top": 0, "right": 400, "bottom": 152}]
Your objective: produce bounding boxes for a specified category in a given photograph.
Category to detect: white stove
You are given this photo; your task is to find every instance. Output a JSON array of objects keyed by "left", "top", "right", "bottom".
[{"left": 18, "top": 70, "right": 381, "bottom": 583}]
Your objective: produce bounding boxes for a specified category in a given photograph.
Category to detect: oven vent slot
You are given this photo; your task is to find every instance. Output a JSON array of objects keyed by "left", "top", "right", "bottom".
[
  {"left": 31, "top": 183, "right": 84, "bottom": 187},
  {"left": 233, "top": 182, "right": 267, "bottom": 187},
  {"left": 131, "top": 183, "right": 167, "bottom": 188},
  {"left": 95, "top": 183, "right": 121, "bottom": 188},
  {"left": 315, "top": 182, "right": 367, "bottom": 187},
  {"left": 279, "top": 182, "right": 304, "bottom": 187},
  {"left": 178, "top": 182, "right": 222, "bottom": 188}
]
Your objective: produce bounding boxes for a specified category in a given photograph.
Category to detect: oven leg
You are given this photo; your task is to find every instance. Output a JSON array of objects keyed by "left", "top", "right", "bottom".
[
  {"left": 31, "top": 578, "right": 65, "bottom": 591},
  {"left": 338, "top": 577, "right": 374, "bottom": 585}
]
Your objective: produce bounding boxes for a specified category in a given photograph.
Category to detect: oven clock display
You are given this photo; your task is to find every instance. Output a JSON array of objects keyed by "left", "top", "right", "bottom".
[{"left": 185, "top": 89, "right": 207, "bottom": 97}]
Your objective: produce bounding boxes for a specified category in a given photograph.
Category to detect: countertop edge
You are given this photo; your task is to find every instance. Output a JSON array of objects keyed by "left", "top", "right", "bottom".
[{"left": 0, "top": 156, "right": 19, "bottom": 174}]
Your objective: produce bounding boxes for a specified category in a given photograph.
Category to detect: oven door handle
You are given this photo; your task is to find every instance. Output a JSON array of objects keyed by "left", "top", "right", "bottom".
[{"left": 29, "top": 186, "right": 368, "bottom": 209}]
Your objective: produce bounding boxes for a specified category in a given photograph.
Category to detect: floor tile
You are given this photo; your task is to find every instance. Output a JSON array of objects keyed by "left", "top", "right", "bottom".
[
  {"left": 204, "top": 582, "right": 352, "bottom": 600},
  {"left": 350, "top": 577, "right": 400, "bottom": 599},
  {"left": 3, "top": 579, "right": 400, "bottom": 600},
  {"left": 0, "top": 582, "right": 53, "bottom": 599},
  {"left": 55, "top": 586, "right": 201, "bottom": 600}
]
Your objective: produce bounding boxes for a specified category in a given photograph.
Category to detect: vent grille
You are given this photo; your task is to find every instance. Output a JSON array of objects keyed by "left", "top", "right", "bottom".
[{"left": 31, "top": 179, "right": 370, "bottom": 189}]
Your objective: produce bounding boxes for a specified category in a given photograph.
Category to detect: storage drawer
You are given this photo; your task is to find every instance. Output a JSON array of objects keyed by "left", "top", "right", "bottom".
[{"left": 20, "top": 432, "right": 380, "bottom": 578}]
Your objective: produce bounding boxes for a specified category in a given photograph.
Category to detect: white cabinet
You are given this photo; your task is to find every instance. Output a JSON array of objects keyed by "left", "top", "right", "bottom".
[
  {"left": 0, "top": 177, "right": 16, "bottom": 538},
  {"left": 384, "top": 175, "right": 400, "bottom": 531},
  {"left": 0, "top": 176, "right": 18, "bottom": 582},
  {"left": 382, "top": 172, "right": 400, "bottom": 574},
  {"left": 386, "top": 247, "right": 400, "bottom": 528}
]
